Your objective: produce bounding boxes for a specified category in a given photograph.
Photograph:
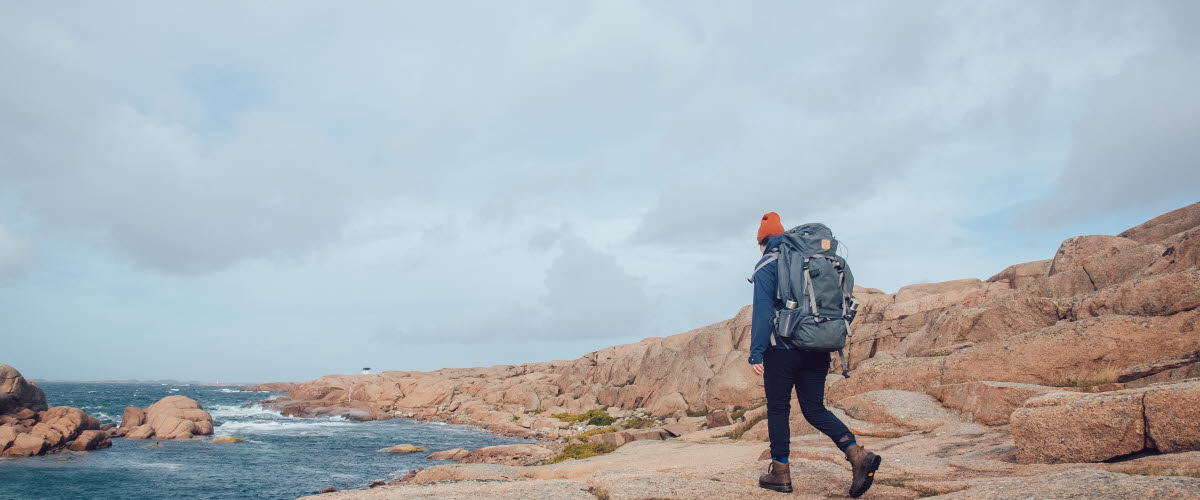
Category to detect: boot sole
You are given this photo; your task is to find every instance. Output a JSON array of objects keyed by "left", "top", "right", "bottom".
[
  {"left": 849, "top": 452, "right": 881, "bottom": 498},
  {"left": 758, "top": 480, "right": 793, "bottom": 493}
]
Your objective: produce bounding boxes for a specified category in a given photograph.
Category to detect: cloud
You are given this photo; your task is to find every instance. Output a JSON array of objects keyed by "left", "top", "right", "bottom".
[
  {"left": 2, "top": 1, "right": 1196, "bottom": 381},
  {"left": 0, "top": 16, "right": 364, "bottom": 273},
  {"left": 411, "top": 234, "right": 652, "bottom": 343},
  {"left": 541, "top": 236, "right": 652, "bottom": 339},
  {"left": 1034, "top": 50, "right": 1200, "bottom": 220}
]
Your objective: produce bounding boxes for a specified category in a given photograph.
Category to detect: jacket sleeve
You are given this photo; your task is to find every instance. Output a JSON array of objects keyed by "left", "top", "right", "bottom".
[{"left": 748, "top": 257, "right": 778, "bottom": 365}]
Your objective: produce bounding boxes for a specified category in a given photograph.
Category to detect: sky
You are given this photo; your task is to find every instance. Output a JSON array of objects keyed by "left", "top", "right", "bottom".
[{"left": 1, "top": 1, "right": 1197, "bottom": 383}]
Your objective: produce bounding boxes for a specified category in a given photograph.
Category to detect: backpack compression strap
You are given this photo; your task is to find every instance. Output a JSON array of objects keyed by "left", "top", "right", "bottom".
[{"left": 748, "top": 251, "right": 780, "bottom": 283}]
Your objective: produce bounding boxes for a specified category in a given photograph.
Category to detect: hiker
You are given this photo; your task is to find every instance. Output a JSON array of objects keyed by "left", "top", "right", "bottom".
[{"left": 748, "top": 212, "right": 881, "bottom": 497}]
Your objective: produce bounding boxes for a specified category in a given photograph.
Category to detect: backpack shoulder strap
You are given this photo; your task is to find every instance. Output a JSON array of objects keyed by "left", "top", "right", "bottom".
[{"left": 748, "top": 250, "right": 780, "bottom": 283}]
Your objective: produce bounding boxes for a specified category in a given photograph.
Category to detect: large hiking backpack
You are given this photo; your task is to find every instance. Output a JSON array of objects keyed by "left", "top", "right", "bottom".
[{"left": 757, "top": 223, "right": 859, "bottom": 377}]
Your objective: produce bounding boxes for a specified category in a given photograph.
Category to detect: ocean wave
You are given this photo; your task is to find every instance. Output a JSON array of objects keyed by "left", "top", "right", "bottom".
[
  {"left": 215, "top": 419, "right": 354, "bottom": 436},
  {"left": 133, "top": 462, "right": 184, "bottom": 473},
  {"left": 207, "top": 404, "right": 286, "bottom": 419}
]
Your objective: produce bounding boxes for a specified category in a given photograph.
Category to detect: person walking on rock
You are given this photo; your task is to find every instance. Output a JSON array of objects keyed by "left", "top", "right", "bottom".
[{"left": 748, "top": 212, "right": 881, "bottom": 497}]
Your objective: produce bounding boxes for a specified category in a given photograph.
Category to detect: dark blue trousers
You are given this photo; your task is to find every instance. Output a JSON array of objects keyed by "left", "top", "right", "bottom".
[{"left": 763, "top": 348, "right": 855, "bottom": 457}]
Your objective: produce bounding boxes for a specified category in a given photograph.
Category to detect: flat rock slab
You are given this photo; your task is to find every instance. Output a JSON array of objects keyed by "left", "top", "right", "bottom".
[
  {"left": 835, "top": 390, "right": 964, "bottom": 432},
  {"left": 936, "top": 469, "right": 1200, "bottom": 499},
  {"left": 588, "top": 469, "right": 817, "bottom": 500},
  {"left": 929, "top": 381, "right": 1064, "bottom": 426},
  {"left": 298, "top": 479, "right": 595, "bottom": 500}
]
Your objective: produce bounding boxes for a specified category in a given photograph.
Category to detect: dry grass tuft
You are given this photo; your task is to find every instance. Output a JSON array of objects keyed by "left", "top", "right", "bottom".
[
  {"left": 585, "top": 486, "right": 611, "bottom": 500},
  {"left": 1055, "top": 364, "right": 1123, "bottom": 388}
]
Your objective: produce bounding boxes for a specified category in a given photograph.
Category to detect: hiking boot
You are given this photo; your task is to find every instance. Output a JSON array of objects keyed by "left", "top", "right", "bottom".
[
  {"left": 845, "top": 444, "right": 881, "bottom": 498},
  {"left": 758, "top": 459, "right": 793, "bottom": 493}
]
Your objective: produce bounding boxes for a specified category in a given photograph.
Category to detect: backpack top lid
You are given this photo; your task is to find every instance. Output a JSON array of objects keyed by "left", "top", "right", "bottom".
[{"left": 780, "top": 223, "right": 837, "bottom": 256}]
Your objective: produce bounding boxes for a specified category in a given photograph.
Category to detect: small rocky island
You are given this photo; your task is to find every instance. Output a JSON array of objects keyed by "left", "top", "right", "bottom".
[{"left": 1, "top": 364, "right": 217, "bottom": 457}]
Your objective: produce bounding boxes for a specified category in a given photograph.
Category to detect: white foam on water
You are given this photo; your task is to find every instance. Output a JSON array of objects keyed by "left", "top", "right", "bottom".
[
  {"left": 215, "top": 419, "right": 354, "bottom": 436},
  {"left": 133, "top": 462, "right": 184, "bottom": 473},
  {"left": 169, "top": 388, "right": 180, "bottom": 392},
  {"left": 207, "top": 404, "right": 286, "bottom": 419}
]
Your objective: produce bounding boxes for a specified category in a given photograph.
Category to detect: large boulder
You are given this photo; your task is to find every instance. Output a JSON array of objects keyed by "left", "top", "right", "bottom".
[
  {"left": 123, "top": 424, "right": 155, "bottom": 440},
  {"left": 0, "top": 425, "right": 19, "bottom": 454},
  {"left": 1144, "top": 380, "right": 1200, "bottom": 453},
  {"left": 645, "top": 392, "right": 688, "bottom": 417},
  {"left": 40, "top": 406, "right": 99, "bottom": 443},
  {"left": 29, "top": 422, "right": 64, "bottom": 448},
  {"left": 123, "top": 396, "right": 214, "bottom": 440},
  {"left": 67, "top": 430, "right": 112, "bottom": 452},
  {"left": 705, "top": 409, "right": 732, "bottom": 428},
  {"left": 6, "top": 432, "right": 48, "bottom": 457},
  {"left": 0, "top": 364, "right": 48, "bottom": 414},
  {"left": 0, "top": 365, "right": 107, "bottom": 457},
  {"left": 1009, "top": 383, "right": 1200, "bottom": 464},
  {"left": 120, "top": 406, "right": 146, "bottom": 429},
  {"left": 1011, "top": 390, "right": 1145, "bottom": 464}
]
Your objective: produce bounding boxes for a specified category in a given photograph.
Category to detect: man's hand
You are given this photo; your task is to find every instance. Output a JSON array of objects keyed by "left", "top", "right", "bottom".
[{"left": 751, "top": 363, "right": 764, "bottom": 376}]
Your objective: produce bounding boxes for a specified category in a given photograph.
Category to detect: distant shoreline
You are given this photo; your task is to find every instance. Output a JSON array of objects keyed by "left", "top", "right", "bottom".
[{"left": 31, "top": 379, "right": 253, "bottom": 386}]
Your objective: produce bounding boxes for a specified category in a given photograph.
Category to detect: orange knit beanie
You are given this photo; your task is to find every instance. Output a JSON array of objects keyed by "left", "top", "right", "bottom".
[{"left": 757, "top": 212, "right": 784, "bottom": 244}]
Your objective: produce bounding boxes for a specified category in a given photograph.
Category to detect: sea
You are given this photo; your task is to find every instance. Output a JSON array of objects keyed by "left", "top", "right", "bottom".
[{"left": 0, "top": 382, "right": 528, "bottom": 500}]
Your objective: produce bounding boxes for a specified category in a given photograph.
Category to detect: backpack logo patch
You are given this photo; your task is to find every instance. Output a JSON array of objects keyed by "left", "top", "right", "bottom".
[{"left": 821, "top": 239, "right": 831, "bottom": 250}]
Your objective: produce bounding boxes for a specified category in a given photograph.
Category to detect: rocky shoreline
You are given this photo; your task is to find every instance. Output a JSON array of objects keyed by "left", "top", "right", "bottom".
[
  {"left": 7, "top": 201, "right": 1199, "bottom": 498},
  {"left": 277, "top": 202, "right": 1200, "bottom": 498},
  {"left": 1, "top": 364, "right": 226, "bottom": 457}
]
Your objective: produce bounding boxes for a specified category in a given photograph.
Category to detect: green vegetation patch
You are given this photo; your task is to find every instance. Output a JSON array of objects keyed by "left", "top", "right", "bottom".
[
  {"left": 543, "top": 443, "right": 619, "bottom": 464},
  {"left": 572, "top": 426, "right": 617, "bottom": 443},
  {"left": 724, "top": 413, "right": 767, "bottom": 440},
  {"left": 620, "top": 416, "right": 653, "bottom": 429},
  {"left": 730, "top": 400, "right": 766, "bottom": 422},
  {"left": 551, "top": 409, "right": 615, "bottom": 427}
]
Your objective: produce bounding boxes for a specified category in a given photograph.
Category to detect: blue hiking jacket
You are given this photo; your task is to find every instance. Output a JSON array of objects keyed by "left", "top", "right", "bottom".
[{"left": 749, "top": 234, "right": 790, "bottom": 364}]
